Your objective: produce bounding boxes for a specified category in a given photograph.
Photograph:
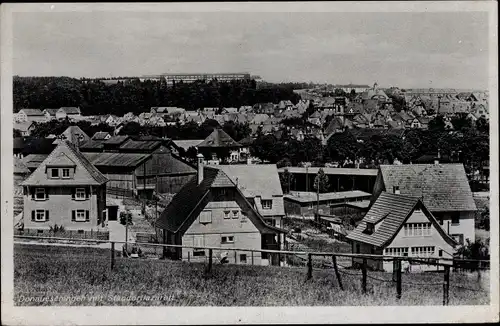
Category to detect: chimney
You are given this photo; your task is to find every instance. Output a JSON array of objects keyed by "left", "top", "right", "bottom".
[{"left": 197, "top": 154, "right": 204, "bottom": 185}]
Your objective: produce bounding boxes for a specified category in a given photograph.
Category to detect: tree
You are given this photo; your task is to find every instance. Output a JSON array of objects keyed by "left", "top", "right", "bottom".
[
  {"left": 279, "top": 168, "right": 295, "bottom": 194},
  {"left": 313, "top": 168, "right": 330, "bottom": 217},
  {"left": 428, "top": 115, "right": 446, "bottom": 131},
  {"left": 476, "top": 117, "right": 489, "bottom": 133},
  {"left": 324, "top": 130, "right": 359, "bottom": 165},
  {"left": 119, "top": 122, "right": 143, "bottom": 136},
  {"left": 451, "top": 113, "right": 472, "bottom": 132},
  {"left": 13, "top": 129, "right": 22, "bottom": 137},
  {"left": 222, "top": 121, "right": 251, "bottom": 141},
  {"left": 120, "top": 210, "right": 133, "bottom": 251}
]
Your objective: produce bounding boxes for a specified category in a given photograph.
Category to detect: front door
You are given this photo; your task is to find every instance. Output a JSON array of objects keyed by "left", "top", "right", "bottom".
[{"left": 107, "top": 205, "right": 118, "bottom": 221}]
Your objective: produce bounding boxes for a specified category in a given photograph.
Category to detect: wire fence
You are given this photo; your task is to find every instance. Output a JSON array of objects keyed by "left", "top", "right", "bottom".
[{"left": 14, "top": 235, "right": 490, "bottom": 305}]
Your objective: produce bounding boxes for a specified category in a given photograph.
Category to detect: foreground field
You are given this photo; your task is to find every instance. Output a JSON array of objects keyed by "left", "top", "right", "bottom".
[{"left": 14, "top": 244, "right": 489, "bottom": 306}]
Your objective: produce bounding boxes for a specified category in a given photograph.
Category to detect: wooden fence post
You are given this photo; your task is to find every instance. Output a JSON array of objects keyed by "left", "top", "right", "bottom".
[
  {"left": 396, "top": 259, "right": 402, "bottom": 299},
  {"left": 235, "top": 251, "right": 238, "bottom": 264},
  {"left": 187, "top": 251, "right": 190, "bottom": 263},
  {"left": 208, "top": 249, "right": 213, "bottom": 273},
  {"left": 362, "top": 258, "right": 367, "bottom": 294},
  {"left": 392, "top": 259, "right": 397, "bottom": 282},
  {"left": 443, "top": 265, "right": 450, "bottom": 306},
  {"left": 111, "top": 242, "right": 115, "bottom": 270},
  {"left": 332, "top": 255, "right": 343, "bottom": 290},
  {"left": 251, "top": 251, "right": 254, "bottom": 266},
  {"left": 307, "top": 253, "right": 313, "bottom": 280}
]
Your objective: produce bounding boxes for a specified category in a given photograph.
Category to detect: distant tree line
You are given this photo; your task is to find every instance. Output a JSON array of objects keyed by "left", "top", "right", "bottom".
[
  {"left": 26, "top": 118, "right": 251, "bottom": 144},
  {"left": 13, "top": 76, "right": 301, "bottom": 115},
  {"left": 250, "top": 114, "right": 489, "bottom": 175}
]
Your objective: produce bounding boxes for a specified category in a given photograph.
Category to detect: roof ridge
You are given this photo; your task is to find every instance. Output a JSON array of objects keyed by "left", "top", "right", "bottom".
[{"left": 63, "top": 140, "right": 108, "bottom": 184}]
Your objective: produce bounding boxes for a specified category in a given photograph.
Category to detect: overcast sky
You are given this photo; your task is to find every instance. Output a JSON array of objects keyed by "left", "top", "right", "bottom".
[{"left": 13, "top": 11, "right": 489, "bottom": 89}]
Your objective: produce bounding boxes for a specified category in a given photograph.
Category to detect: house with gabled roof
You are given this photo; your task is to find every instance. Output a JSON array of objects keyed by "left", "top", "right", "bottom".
[
  {"left": 371, "top": 164, "right": 476, "bottom": 245},
  {"left": 16, "top": 109, "right": 47, "bottom": 123},
  {"left": 56, "top": 107, "right": 81, "bottom": 120},
  {"left": 92, "top": 131, "right": 112, "bottom": 141},
  {"left": 43, "top": 108, "right": 60, "bottom": 121},
  {"left": 155, "top": 156, "right": 286, "bottom": 266},
  {"left": 53, "top": 126, "right": 90, "bottom": 147},
  {"left": 347, "top": 192, "right": 458, "bottom": 272},
  {"left": 197, "top": 128, "right": 243, "bottom": 163},
  {"left": 21, "top": 141, "right": 108, "bottom": 235}
]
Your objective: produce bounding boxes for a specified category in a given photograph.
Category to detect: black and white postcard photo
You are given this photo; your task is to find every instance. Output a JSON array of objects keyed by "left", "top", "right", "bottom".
[{"left": 1, "top": 2, "right": 498, "bottom": 325}]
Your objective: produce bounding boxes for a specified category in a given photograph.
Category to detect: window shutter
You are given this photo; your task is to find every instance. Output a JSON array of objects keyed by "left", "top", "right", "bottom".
[
  {"left": 72, "top": 210, "right": 76, "bottom": 221},
  {"left": 71, "top": 188, "right": 75, "bottom": 199},
  {"left": 45, "top": 210, "right": 49, "bottom": 221},
  {"left": 31, "top": 211, "right": 35, "bottom": 221},
  {"left": 45, "top": 188, "right": 49, "bottom": 199},
  {"left": 86, "top": 187, "right": 91, "bottom": 199},
  {"left": 31, "top": 188, "right": 35, "bottom": 200},
  {"left": 86, "top": 210, "right": 90, "bottom": 222}
]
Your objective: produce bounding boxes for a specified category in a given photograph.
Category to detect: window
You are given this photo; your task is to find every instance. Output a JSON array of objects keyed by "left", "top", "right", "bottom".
[
  {"left": 240, "top": 254, "right": 247, "bottom": 263},
  {"left": 411, "top": 246, "right": 435, "bottom": 257},
  {"left": 213, "top": 188, "right": 226, "bottom": 198},
  {"left": 232, "top": 210, "right": 239, "bottom": 219},
  {"left": 404, "top": 223, "right": 432, "bottom": 237},
  {"left": 262, "top": 200, "right": 272, "bottom": 210},
  {"left": 223, "top": 210, "right": 230, "bottom": 219},
  {"left": 75, "top": 210, "right": 86, "bottom": 222},
  {"left": 439, "top": 250, "right": 443, "bottom": 257},
  {"left": 451, "top": 234, "right": 464, "bottom": 245},
  {"left": 385, "top": 247, "right": 409, "bottom": 257},
  {"left": 78, "top": 229, "right": 84, "bottom": 234},
  {"left": 364, "top": 222, "right": 374, "bottom": 234},
  {"left": 199, "top": 210, "right": 212, "bottom": 224},
  {"left": 221, "top": 236, "right": 234, "bottom": 244},
  {"left": 37, "top": 229, "right": 44, "bottom": 234},
  {"left": 51, "top": 168, "right": 59, "bottom": 178},
  {"left": 75, "top": 188, "right": 86, "bottom": 200},
  {"left": 355, "top": 243, "right": 360, "bottom": 254},
  {"left": 35, "top": 210, "right": 46, "bottom": 222},
  {"left": 35, "top": 188, "right": 46, "bottom": 200},
  {"left": 265, "top": 218, "right": 276, "bottom": 227},
  {"left": 393, "top": 186, "right": 400, "bottom": 194},
  {"left": 451, "top": 214, "right": 460, "bottom": 225},
  {"left": 193, "top": 250, "right": 205, "bottom": 257},
  {"left": 62, "top": 168, "right": 70, "bottom": 178}
]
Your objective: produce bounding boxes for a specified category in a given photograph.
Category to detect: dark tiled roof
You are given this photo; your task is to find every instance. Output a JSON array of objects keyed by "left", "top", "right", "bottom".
[
  {"left": 60, "top": 107, "right": 81, "bottom": 115},
  {"left": 79, "top": 139, "right": 105, "bottom": 150},
  {"left": 155, "top": 168, "right": 229, "bottom": 232},
  {"left": 155, "top": 166, "right": 284, "bottom": 234},
  {"left": 347, "top": 192, "right": 457, "bottom": 247},
  {"left": 119, "top": 139, "right": 162, "bottom": 151},
  {"left": 21, "top": 138, "right": 57, "bottom": 155},
  {"left": 84, "top": 152, "right": 151, "bottom": 168},
  {"left": 197, "top": 128, "right": 241, "bottom": 148},
  {"left": 14, "top": 157, "right": 30, "bottom": 174},
  {"left": 378, "top": 164, "right": 476, "bottom": 212},
  {"left": 20, "top": 109, "right": 44, "bottom": 116},
  {"left": 104, "top": 135, "right": 130, "bottom": 146},
  {"left": 92, "top": 131, "right": 111, "bottom": 140}
]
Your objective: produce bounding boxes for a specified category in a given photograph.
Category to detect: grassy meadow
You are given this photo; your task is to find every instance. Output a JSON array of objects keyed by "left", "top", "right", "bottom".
[{"left": 14, "top": 244, "right": 489, "bottom": 306}]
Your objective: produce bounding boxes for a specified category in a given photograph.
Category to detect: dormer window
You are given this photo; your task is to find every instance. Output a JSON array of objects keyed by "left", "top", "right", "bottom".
[
  {"left": 62, "top": 168, "right": 70, "bottom": 178},
  {"left": 262, "top": 200, "right": 272, "bottom": 210},
  {"left": 364, "top": 222, "right": 375, "bottom": 234},
  {"left": 51, "top": 168, "right": 59, "bottom": 178}
]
